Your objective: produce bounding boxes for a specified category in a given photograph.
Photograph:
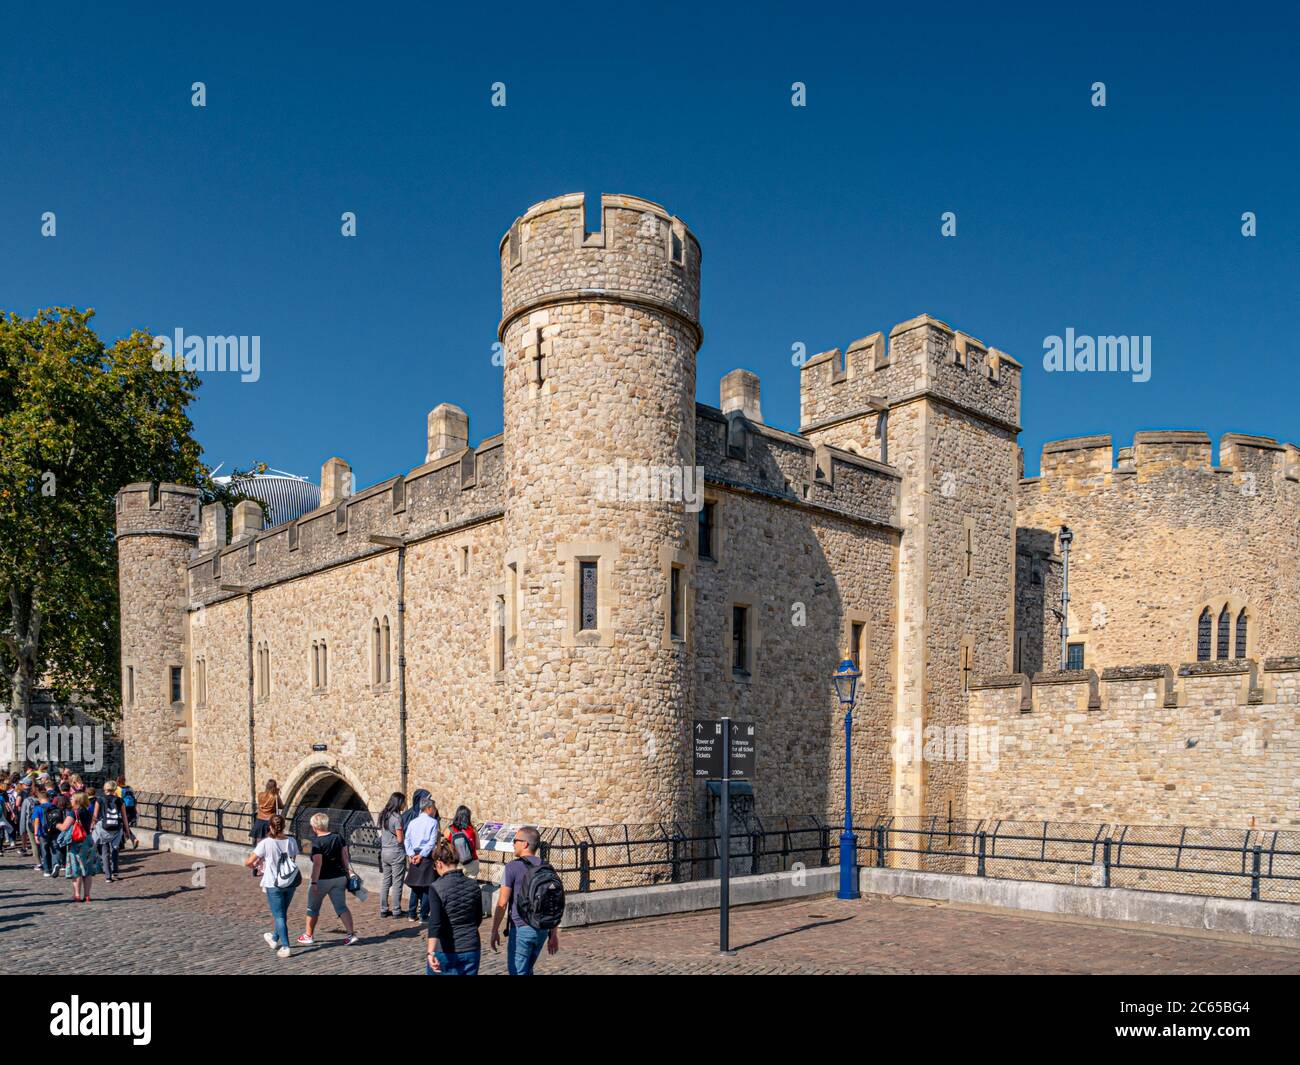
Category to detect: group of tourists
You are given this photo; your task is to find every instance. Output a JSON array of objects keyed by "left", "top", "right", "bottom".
[
  {"left": 1, "top": 765, "right": 138, "bottom": 902},
  {"left": 246, "top": 780, "right": 565, "bottom": 974}
]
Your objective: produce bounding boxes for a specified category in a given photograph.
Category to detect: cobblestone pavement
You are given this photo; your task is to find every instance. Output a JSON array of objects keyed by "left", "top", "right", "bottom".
[{"left": 3, "top": 847, "right": 1298, "bottom": 975}]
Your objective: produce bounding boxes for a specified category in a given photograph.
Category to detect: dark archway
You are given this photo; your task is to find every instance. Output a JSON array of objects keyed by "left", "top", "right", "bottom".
[{"left": 295, "top": 772, "right": 367, "bottom": 813}]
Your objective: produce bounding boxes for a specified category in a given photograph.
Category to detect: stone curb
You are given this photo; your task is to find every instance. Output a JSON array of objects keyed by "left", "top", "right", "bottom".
[{"left": 149, "top": 832, "right": 1299, "bottom": 939}]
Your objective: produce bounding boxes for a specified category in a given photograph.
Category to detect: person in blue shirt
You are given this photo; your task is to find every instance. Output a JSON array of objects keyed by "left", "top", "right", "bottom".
[{"left": 403, "top": 796, "right": 440, "bottom": 923}]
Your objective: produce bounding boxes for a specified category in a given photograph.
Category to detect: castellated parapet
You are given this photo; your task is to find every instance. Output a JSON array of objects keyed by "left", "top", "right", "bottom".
[
  {"left": 499, "top": 193, "right": 700, "bottom": 343},
  {"left": 114, "top": 483, "right": 201, "bottom": 794},
  {"left": 968, "top": 658, "right": 1300, "bottom": 826},
  {"left": 1017, "top": 430, "right": 1300, "bottom": 672}
]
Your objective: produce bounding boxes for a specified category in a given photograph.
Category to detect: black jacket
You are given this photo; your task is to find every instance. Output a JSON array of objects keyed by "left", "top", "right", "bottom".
[{"left": 427, "top": 870, "right": 483, "bottom": 953}]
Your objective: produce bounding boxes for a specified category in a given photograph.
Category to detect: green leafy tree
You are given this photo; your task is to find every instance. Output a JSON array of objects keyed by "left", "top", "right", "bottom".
[{"left": 0, "top": 307, "right": 263, "bottom": 724}]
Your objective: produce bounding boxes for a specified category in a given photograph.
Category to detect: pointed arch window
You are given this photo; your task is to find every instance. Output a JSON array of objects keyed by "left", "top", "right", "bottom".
[
  {"left": 1197, "top": 608, "right": 1212, "bottom": 661},
  {"left": 1217, "top": 606, "right": 1231, "bottom": 660},
  {"left": 1235, "top": 608, "right": 1248, "bottom": 660},
  {"left": 371, "top": 619, "right": 381, "bottom": 685}
]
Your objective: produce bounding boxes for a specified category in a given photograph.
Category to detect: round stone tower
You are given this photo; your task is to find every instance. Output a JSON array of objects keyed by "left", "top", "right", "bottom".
[
  {"left": 499, "top": 193, "right": 702, "bottom": 826},
  {"left": 114, "top": 482, "right": 201, "bottom": 794}
]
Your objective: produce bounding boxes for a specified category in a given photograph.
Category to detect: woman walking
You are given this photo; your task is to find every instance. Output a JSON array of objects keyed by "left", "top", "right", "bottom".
[
  {"left": 92, "top": 780, "right": 127, "bottom": 883},
  {"left": 425, "top": 838, "right": 484, "bottom": 975},
  {"left": 297, "top": 813, "right": 360, "bottom": 946},
  {"left": 56, "top": 792, "right": 98, "bottom": 902},
  {"left": 245, "top": 814, "right": 300, "bottom": 958},
  {"left": 377, "top": 792, "right": 407, "bottom": 919}
]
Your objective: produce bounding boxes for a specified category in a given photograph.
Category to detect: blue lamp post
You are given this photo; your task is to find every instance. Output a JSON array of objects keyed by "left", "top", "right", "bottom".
[{"left": 832, "top": 657, "right": 862, "bottom": 900}]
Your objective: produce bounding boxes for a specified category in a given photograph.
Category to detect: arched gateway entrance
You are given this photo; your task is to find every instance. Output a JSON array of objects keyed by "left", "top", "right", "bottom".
[{"left": 284, "top": 764, "right": 370, "bottom": 814}]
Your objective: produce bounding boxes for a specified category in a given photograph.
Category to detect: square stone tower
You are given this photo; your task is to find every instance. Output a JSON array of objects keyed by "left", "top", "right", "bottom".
[{"left": 801, "top": 316, "right": 1022, "bottom": 822}]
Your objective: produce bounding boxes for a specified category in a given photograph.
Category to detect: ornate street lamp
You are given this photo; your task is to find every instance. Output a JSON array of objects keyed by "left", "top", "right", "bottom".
[
  {"left": 832, "top": 657, "right": 862, "bottom": 900},
  {"left": 1058, "top": 525, "right": 1073, "bottom": 670}
]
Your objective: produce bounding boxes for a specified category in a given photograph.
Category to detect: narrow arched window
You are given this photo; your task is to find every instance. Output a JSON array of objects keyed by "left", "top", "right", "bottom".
[
  {"left": 1197, "top": 608, "right": 1212, "bottom": 661},
  {"left": 371, "top": 619, "right": 381, "bottom": 685},
  {"left": 321, "top": 642, "right": 328, "bottom": 688},
  {"left": 311, "top": 641, "right": 319, "bottom": 688},
  {"left": 1217, "top": 606, "right": 1231, "bottom": 660},
  {"left": 382, "top": 616, "right": 392, "bottom": 684},
  {"left": 1235, "top": 609, "right": 1248, "bottom": 660}
]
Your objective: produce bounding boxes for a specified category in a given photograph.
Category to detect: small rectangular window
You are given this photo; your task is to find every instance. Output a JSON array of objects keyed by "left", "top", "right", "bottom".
[
  {"left": 170, "top": 666, "right": 183, "bottom": 704},
  {"left": 670, "top": 566, "right": 683, "bottom": 640},
  {"left": 1066, "top": 643, "right": 1084, "bottom": 670},
  {"left": 698, "top": 503, "right": 715, "bottom": 560},
  {"left": 732, "top": 606, "right": 749, "bottom": 674},
  {"left": 579, "top": 561, "right": 599, "bottom": 631},
  {"left": 494, "top": 594, "right": 506, "bottom": 673},
  {"left": 127, "top": 666, "right": 135, "bottom": 706},
  {"left": 461, "top": 546, "right": 470, "bottom": 575},
  {"left": 850, "top": 622, "right": 865, "bottom": 670}
]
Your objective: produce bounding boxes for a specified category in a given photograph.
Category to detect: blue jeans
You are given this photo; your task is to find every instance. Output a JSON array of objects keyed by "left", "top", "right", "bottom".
[
  {"left": 507, "top": 924, "right": 547, "bottom": 976},
  {"left": 427, "top": 950, "right": 481, "bottom": 975},
  {"left": 408, "top": 885, "right": 430, "bottom": 921},
  {"left": 265, "top": 882, "right": 298, "bottom": 948}
]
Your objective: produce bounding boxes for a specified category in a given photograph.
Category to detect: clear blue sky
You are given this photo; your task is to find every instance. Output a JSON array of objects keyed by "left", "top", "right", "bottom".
[{"left": 2, "top": 1, "right": 1296, "bottom": 486}]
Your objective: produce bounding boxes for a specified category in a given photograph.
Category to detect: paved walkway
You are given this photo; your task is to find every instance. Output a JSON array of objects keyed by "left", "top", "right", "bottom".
[{"left": 3, "top": 847, "right": 1297, "bottom": 975}]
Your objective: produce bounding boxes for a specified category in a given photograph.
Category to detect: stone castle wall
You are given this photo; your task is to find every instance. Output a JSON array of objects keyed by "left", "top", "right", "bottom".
[
  {"left": 968, "top": 659, "right": 1300, "bottom": 827},
  {"left": 1017, "top": 432, "right": 1300, "bottom": 669}
]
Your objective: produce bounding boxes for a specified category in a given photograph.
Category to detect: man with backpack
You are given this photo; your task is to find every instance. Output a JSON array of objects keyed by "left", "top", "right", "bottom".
[{"left": 490, "top": 826, "right": 564, "bottom": 975}]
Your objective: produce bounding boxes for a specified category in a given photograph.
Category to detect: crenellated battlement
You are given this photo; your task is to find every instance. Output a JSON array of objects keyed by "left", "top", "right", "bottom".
[
  {"left": 970, "top": 656, "right": 1300, "bottom": 715},
  {"left": 498, "top": 192, "right": 701, "bottom": 342},
  {"left": 114, "top": 482, "right": 201, "bottom": 540},
  {"left": 696, "top": 403, "right": 900, "bottom": 530},
  {"left": 186, "top": 436, "right": 506, "bottom": 607},
  {"left": 1028, "top": 430, "right": 1300, "bottom": 490},
  {"left": 799, "top": 314, "right": 1021, "bottom": 436}
]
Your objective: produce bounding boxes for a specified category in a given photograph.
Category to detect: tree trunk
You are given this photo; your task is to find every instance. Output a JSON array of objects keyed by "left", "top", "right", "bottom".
[{"left": 6, "top": 583, "right": 41, "bottom": 720}]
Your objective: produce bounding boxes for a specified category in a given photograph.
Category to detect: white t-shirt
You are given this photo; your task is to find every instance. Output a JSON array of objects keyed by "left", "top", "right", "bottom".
[{"left": 254, "top": 835, "right": 300, "bottom": 891}]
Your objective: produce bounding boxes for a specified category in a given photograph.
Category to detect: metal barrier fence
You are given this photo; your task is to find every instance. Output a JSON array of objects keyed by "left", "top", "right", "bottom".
[{"left": 129, "top": 793, "right": 1299, "bottom": 905}]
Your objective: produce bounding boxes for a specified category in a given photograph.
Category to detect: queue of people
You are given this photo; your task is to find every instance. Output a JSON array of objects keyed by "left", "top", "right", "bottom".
[
  {"left": 242, "top": 784, "right": 564, "bottom": 975},
  {"left": 4, "top": 765, "right": 566, "bottom": 974},
  {"left": 1, "top": 766, "right": 139, "bottom": 904}
]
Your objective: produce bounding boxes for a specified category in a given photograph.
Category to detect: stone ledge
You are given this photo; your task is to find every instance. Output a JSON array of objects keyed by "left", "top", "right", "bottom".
[
  {"left": 1179, "top": 659, "right": 1254, "bottom": 677},
  {"left": 1264, "top": 656, "right": 1300, "bottom": 672},
  {"left": 1042, "top": 435, "right": 1112, "bottom": 454},
  {"left": 1100, "top": 664, "right": 1171, "bottom": 681}
]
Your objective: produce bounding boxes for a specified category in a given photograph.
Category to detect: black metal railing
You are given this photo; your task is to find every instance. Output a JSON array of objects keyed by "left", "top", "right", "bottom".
[{"left": 129, "top": 793, "right": 1300, "bottom": 905}]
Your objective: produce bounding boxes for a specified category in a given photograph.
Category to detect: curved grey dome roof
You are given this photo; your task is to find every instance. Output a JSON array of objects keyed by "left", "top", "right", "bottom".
[{"left": 213, "top": 471, "right": 320, "bottom": 527}]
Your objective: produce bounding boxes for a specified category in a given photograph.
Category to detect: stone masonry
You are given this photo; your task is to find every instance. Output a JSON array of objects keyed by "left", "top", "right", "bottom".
[{"left": 114, "top": 192, "right": 1299, "bottom": 841}]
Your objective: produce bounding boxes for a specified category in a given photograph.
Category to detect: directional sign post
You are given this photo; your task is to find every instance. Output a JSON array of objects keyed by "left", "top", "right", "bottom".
[
  {"left": 693, "top": 718, "right": 757, "bottom": 956},
  {"left": 720, "top": 717, "right": 733, "bottom": 955}
]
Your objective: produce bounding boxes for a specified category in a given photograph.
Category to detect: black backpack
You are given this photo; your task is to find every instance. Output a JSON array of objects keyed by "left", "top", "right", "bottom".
[
  {"left": 102, "top": 796, "right": 122, "bottom": 830},
  {"left": 514, "top": 857, "right": 566, "bottom": 931}
]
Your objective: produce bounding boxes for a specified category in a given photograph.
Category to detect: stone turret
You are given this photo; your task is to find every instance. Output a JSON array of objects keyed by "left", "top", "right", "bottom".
[
  {"left": 114, "top": 482, "right": 201, "bottom": 794},
  {"left": 498, "top": 193, "right": 702, "bottom": 825}
]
